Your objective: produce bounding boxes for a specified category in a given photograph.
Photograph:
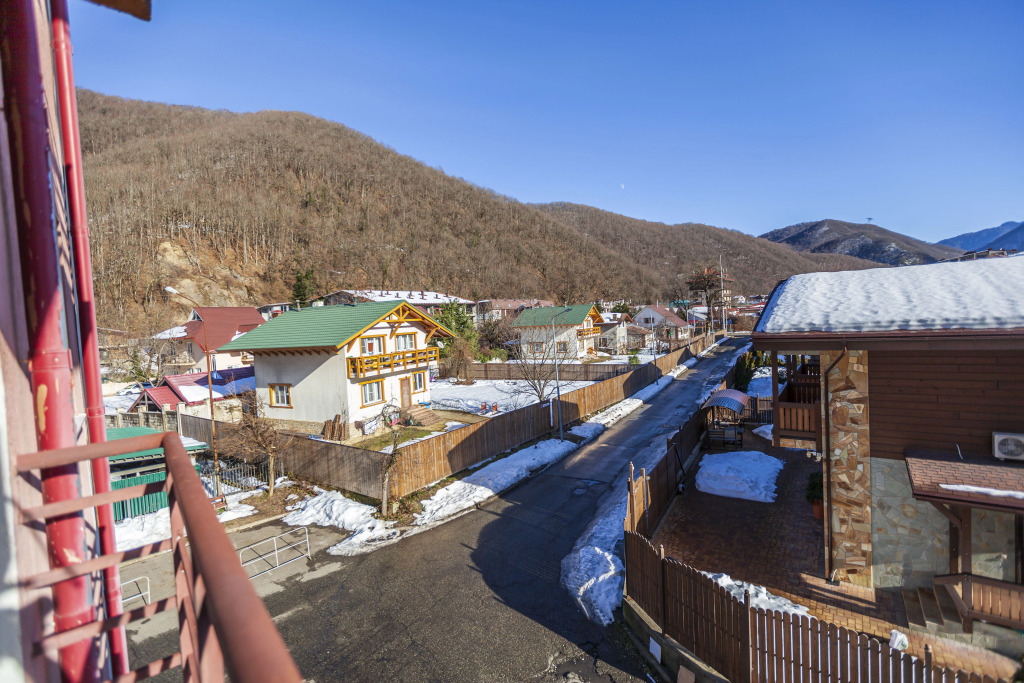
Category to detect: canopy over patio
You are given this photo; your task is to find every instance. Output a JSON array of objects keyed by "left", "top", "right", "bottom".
[{"left": 700, "top": 388, "right": 750, "bottom": 416}]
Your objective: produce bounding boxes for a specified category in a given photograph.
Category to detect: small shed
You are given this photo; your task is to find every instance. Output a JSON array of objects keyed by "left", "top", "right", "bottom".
[{"left": 107, "top": 427, "right": 207, "bottom": 520}]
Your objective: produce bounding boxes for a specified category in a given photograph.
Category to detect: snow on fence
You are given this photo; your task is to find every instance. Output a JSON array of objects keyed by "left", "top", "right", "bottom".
[
  {"left": 624, "top": 532, "right": 1008, "bottom": 683},
  {"left": 180, "top": 335, "right": 715, "bottom": 501},
  {"left": 623, "top": 399, "right": 1008, "bottom": 683}
]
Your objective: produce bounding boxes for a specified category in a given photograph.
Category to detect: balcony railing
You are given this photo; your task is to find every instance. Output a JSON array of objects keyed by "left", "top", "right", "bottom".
[
  {"left": 935, "top": 573, "right": 1024, "bottom": 633},
  {"left": 576, "top": 327, "right": 601, "bottom": 339},
  {"left": 17, "top": 432, "right": 301, "bottom": 682},
  {"left": 348, "top": 347, "right": 439, "bottom": 379}
]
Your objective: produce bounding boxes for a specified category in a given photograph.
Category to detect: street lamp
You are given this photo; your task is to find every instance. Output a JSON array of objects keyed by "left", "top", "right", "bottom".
[
  {"left": 551, "top": 306, "right": 573, "bottom": 442},
  {"left": 165, "top": 286, "right": 221, "bottom": 497}
]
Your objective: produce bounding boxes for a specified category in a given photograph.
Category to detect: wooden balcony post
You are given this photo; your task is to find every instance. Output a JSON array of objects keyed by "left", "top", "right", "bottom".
[{"left": 771, "top": 353, "right": 779, "bottom": 448}]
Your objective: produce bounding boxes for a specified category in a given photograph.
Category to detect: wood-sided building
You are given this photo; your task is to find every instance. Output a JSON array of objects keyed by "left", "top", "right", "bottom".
[{"left": 753, "top": 256, "right": 1024, "bottom": 633}]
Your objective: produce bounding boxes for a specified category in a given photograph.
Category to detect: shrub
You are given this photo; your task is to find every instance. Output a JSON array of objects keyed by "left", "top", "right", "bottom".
[
  {"left": 628, "top": 352, "right": 640, "bottom": 365},
  {"left": 806, "top": 471, "right": 824, "bottom": 504}
]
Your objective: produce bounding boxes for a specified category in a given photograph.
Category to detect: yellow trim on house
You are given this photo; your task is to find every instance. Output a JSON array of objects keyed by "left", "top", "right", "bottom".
[
  {"left": 358, "top": 378, "right": 385, "bottom": 408},
  {"left": 412, "top": 371, "right": 427, "bottom": 393},
  {"left": 268, "top": 383, "right": 293, "bottom": 408},
  {"left": 335, "top": 301, "right": 456, "bottom": 351}
]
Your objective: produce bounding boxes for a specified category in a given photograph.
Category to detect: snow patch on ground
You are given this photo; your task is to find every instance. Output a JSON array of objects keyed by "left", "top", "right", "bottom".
[
  {"left": 114, "top": 488, "right": 261, "bottom": 551},
  {"left": 283, "top": 489, "right": 399, "bottom": 555},
  {"left": 696, "top": 451, "right": 784, "bottom": 503},
  {"left": 430, "top": 378, "right": 595, "bottom": 414},
  {"left": 695, "top": 341, "right": 752, "bottom": 406},
  {"left": 940, "top": 484, "right": 1024, "bottom": 501},
  {"left": 414, "top": 438, "right": 582, "bottom": 526},
  {"left": 746, "top": 366, "right": 780, "bottom": 398},
  {"left": 561, "top": 493, "right": 627, "bottom": 625},
  {"left": 702, "top": 571, "right": 809, "bottom": 615}
]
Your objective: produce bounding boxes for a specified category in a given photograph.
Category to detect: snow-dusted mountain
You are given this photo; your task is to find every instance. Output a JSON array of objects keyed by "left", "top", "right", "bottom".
[{"left": 938, "top": 221, "right": 1021, "bottom": 251}]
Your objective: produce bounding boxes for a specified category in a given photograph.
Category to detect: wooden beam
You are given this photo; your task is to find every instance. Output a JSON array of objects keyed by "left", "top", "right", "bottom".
[
  {"left": 1016, "top": 515, "right": 1023, "bottom": 585},
  {"left": 962, "top": 505, "right": 972, "bottom": 575},
  {"left": 771, "top": 352, "right": 779, "bottom": 448},
  {"left": 950, "top": 520, "right": 960, "bottom": 574},
  {"left": 929, "top": 501, "right": 962, "bottom": 527}
]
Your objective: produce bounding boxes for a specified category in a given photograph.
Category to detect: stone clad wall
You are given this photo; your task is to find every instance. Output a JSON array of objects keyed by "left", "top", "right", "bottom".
[{"left": 822, "top": 349, "right": 873, "bottom": 587}]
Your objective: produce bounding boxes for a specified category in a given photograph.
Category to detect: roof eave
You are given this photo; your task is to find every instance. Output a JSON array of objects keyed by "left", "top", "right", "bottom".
[{"left": 751, "top": 328, "right": 1024, "bottom": 352}]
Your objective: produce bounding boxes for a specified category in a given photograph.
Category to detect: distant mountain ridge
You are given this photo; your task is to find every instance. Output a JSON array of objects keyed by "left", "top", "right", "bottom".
[
  {"left": 939, "top": 221, "right": 1022, "bottom": 251},
  {"left": 759, "top": 219, "right": 962, "bottom": 266}
]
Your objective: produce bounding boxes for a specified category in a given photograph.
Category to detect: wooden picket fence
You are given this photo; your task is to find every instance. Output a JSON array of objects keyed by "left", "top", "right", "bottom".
[
  {"left": 624, "top": 532, "right": 1010, "bottom": 683},
  {"left": 623, "top": 397, "right": 1011, "bottom": 683},
  {"left": 180, "top": 334, "right": 716, "bottom": 501}
]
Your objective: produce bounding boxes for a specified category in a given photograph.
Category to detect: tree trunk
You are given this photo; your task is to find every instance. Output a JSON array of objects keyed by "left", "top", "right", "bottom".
[{"left": 267, "top": 447, "right": 276, "bottom": 496}]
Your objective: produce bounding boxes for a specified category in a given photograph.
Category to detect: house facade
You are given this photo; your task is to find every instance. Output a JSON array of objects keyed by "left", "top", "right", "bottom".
[
  {"left": 753, "top": 257, "right": 1024, "bottom": 605},
  {"left": 128, "top": 366, "right": 255, "bottom": 421},
  {"left": 220, "top": 301, "right": 453, "bottom": 433},
  {"left": 635, "top": 304, "right": 689, "bottom": 341},
  {"left": 155, "top": 306, "right": 264, "bottom": 374},
  {"left": 475, "top": 298, "right": 555, "bottom": 325},
  {"left": 510, "top": 304, "right": 604, "bottom": 360},
  {"left": 597, "top": 311, "right": 632, "bottom": 354}
]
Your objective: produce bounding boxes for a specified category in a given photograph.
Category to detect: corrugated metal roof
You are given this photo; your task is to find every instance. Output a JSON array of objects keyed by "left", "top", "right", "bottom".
[
  {"left": 511, "top": 304, "right": 602, "bottom": 328},
  {"left": 701, "top": 389, "right": 750, "bottom": 415},
  {"left": 107, "top": 426, "right": 206, "bottom": 461},
  {"left": 219, "top": 300, "right": 452, "bottom": 351}
]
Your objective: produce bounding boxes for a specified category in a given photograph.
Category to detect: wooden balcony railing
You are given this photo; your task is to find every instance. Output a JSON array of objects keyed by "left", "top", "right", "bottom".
[
  {"left": 348, "top": 347, "right": 439, "bottom": 379},
  {"left": 776, "top": 401, "right": 821, "bottom": 449},
  {"left": 577, "top": 327, "right": 601, "bottom": 339},
  {"left": 935, "top": 573, "right": 1024, "bottom": 633},
  {"left": 17, "top": 432, "right": 301, "bottom": 682}
]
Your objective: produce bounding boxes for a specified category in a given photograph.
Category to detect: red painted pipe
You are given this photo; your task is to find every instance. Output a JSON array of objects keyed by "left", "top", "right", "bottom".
[
  {"left": 50, "top": 0, "right": 129, "bottom": 675},
  {"left": 0, "top": 2, "right": 100, "bottom": 681}
]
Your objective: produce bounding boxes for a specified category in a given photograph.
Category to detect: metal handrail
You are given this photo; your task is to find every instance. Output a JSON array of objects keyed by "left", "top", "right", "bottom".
[
  {"left": 238, "top": 527, "right": 312, "bottom": 579},
  {"left": 17, "top": 431, "right": 302, "bottom": 682}
]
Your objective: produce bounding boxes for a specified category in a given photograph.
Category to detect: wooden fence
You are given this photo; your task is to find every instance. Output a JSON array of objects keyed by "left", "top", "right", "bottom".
[
  {"left": 623, "top": 390, "right": 1009, "bottom": 683},
  {"left": 180, "top": 334, "right": 715, "bottom": 501},
  {"left": 624, "top": 532, "right": 1009, "bottom": 683},
  {"left": 446, "top": 361, "right": 637, "bottom": 382}
]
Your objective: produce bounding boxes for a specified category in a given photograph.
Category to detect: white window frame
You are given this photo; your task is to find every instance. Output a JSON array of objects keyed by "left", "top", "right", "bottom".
[
  {"left": 361, "top": 380, "right": 384, "bottom": 407},
  {"left": 395, "top": 333, "right": 416, "bottom": 352},
  {"left": 269, "top": 384, "right": 291, "bottom": 407},
  {"left": 412, "top": 372, "right": 425, "bottom": 392}
]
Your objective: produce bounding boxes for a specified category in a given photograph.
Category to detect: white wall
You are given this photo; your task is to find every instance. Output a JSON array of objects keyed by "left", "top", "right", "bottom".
[{"left": 517, "top": 325, "right": 588, "bottom": 359}]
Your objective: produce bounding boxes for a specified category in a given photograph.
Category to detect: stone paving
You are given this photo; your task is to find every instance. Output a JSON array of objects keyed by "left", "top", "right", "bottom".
[{"left": 651, "top": 432, "right": 1019, "bottom": 678}]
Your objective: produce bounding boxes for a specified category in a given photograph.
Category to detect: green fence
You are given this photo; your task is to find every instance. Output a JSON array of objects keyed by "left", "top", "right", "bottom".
[{"left": 110, "top": 465, "right": 201, "bottom": 521}]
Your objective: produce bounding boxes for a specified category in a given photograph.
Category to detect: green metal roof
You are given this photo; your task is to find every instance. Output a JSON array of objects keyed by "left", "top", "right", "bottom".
[
  {"left": 107, "top": 426, "right": 207, "bottom": 462},
  {"left": 510, "top": 304, "right": 600, "bottom": 328},
  {"left": 218, "top": 300, "right": 452, "bottom": 352}
]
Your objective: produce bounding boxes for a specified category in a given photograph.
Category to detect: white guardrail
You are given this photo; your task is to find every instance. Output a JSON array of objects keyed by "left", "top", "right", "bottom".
[
  {"left": 237, "top": 527, "right": 312, "bottom": 580},
  {"left": 121, "top": 576, "right": 150, "bottom": 606}
]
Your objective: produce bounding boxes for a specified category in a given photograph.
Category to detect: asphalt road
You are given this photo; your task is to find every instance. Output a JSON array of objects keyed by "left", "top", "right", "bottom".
[{"left": 126, "top": 338, "right": 745, "bottom": 682}]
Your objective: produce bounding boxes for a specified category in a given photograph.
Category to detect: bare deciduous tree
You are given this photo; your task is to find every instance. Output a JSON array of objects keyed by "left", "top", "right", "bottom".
[{"left": 227, "top": 390, "right": 281, "bottom": 495}]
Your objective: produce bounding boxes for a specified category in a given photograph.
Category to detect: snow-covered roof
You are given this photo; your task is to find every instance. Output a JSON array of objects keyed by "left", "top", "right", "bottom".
[
  {"left": 756, "top": 255, "right": 1024, "bottom": 334},
  {"left": 345, "top": 289, "right": 473, "bottom": 305},
  {"left": 152, "top": 325, "right": 187, "bottom": 340}
]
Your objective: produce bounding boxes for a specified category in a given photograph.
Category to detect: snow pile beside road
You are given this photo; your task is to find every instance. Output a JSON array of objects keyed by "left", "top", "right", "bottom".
[
  {"left": 696, "top": 451, "right": 784, "bottom": 503},
  {"left": 586, "top": 362, "right": 689, "bottom": 427},
  {"left": 561, "top": 493, "right": 628, "bottom": 625},
  {"left": 415, "top": 438, "right": 581, "bottom": 526},
  {"left": 694, "top": 341, "right": 752, "bottom": 406},
  {"left": 569, "top": 422, "right": 605, "bottom": 441},
  {"left": 702, "top": 571, "right": 809, "bottom": 615},
  {"left": 114, "top": 489, "right": 261, "bottom": 551},
  {"left": 283, "top": 489, "right": 399, "bottom": 555}
]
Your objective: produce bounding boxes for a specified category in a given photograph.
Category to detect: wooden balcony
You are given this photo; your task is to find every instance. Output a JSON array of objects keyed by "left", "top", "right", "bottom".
[
  {"left": 773, "top": 363, "right": 821, "bottom": 447},
  {"left": 577, "top": 327, "right": 601, "bottom": 339},
  {"left": 348, "top": 347, "right": 439, "bottom": 379}
]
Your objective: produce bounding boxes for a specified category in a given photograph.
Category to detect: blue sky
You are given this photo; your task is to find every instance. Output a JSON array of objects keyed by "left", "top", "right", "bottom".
[{"left": 70, "top": 1, "right": 1022, "bottom": 242}]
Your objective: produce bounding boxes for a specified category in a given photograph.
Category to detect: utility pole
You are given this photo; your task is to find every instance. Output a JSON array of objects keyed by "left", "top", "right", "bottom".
[{"left": 719, "top": 253, "right": 727, "bottom": 334}]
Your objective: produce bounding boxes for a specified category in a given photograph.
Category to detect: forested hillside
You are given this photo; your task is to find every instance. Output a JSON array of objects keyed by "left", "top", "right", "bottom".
[{"left": 79, "top": 90, "right": 876, "bottom": 334}]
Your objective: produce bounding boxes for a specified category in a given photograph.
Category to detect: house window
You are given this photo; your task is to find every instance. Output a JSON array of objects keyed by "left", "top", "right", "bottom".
[
  {"left": 361, "top": 380, "right": 384, "bottom": 406},
  {"left": 412, "top": 372, "right": 426, "bottom": 393},
  {"left": 643, "top": 317, "right": 654, "bottom": 324},
  {"left": 530, "top": 342, "right": 544, "bottom": 354},
  {"left": 360, "top": 335, "right": 385, "bottom": 356},
  {"left": 269, "top": 384, "right": 291, "bottom": 407},
  {"left": 395, "top": 333, "right": 416, "bottom": 352},
  {"left": 186, "top": 341, "right": 194, "bottom": 356},
  {"left": 556, "top": 341, "right": 568, "bottom": 353}
]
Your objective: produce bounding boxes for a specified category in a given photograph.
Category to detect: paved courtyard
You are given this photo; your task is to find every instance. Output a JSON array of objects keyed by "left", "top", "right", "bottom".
[{"left": 652, "top": 432, "right": 1018, "bottom": 677}]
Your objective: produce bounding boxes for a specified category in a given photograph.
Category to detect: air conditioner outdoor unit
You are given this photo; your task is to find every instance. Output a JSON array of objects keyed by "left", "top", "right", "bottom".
[{"left": 993, "top": 432, "right": 1024, "bottom": 461}]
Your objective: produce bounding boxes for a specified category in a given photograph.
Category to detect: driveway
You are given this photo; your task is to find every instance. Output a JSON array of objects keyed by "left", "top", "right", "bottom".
[{"left": 125, "top": 338, "right": 746, "bottom": 681}]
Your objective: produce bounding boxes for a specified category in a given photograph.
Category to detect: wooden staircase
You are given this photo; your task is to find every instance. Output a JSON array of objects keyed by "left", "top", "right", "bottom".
[
  {"left": 405, "top": 404, "right": 443, "bottom": 426},
  {"left": 902, "top": 586, "right": 964, "bottom": 631}
]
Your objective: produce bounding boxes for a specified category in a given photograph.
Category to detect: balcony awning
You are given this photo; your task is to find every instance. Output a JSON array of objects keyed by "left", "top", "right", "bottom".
[
  {"left": 905, "top": 447, "right": 1024, "bottom": 514},
  {"left": 701, "top": 389, "right": 750, "bottom": 415}
]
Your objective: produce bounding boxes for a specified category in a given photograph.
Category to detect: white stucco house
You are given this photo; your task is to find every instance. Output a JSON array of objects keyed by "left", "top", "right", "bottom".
[
  {"left": 510, "top": 304, "right": 604, "bottom": 360},
  {"left": 219, "top": 300, "right": 454, "bottom": 433},
  {"left": 597, "top": 311, "right": 632, "bottom": 354},
  {"left": 634, "top": 304, "right": 690, "bottom": 342}
]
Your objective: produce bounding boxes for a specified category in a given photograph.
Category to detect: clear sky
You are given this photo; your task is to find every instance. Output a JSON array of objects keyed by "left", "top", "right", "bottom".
[{"left": 69, "top": 0, "right": 1022, "bottom": 242}]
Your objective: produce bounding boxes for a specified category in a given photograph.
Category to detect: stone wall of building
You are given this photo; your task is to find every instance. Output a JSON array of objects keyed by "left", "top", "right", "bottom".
[
  {"left": 870, "top": 459, "right": 948, "bottom": 588},
  {"left": 822, "top": 349, "right": 873, "bottom": 587},
  {"left": 871, "top": 459, "right": 1015, "bottom": 587}
]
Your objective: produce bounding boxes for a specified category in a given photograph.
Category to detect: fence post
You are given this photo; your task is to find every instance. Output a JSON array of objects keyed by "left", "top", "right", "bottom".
[
  {"left": 743, "top": 589, "right": 753, "bottom": 683},
  {"left": 924, "top": 644, "right": 932, "bottom": 683},
  {"left": 115, "top": 408, "right": 124, "bottom": 428},
  {"left": 626, "top": 462, "right": 635, "bottom": 532},
  {"left": 659, "top": 544, "right": 667, "bottom": 637}
]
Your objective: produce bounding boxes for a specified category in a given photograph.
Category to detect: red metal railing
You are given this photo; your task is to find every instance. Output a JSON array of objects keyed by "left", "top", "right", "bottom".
[{"left": 17, "top": 432, "right": 302, "bottom": 682}]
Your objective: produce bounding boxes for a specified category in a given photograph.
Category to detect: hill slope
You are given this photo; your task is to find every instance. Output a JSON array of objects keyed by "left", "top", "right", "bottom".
[
  {"left": 939, "top": 221, "right": 1021, "bottom": 251},
  {"left": 985, "top": 223, "right": 1024, "bottom": 251},
  {"left": 79, "top": 90, "right": 877, "bottom": 333},
  {"left": 760, "top": 219, "right": 962, "bottom": 266}
]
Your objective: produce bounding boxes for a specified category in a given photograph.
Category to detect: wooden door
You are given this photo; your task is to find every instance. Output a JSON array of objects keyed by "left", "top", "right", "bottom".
[{"left": 399, "top": 377, "right": 412, "bottom": 410}]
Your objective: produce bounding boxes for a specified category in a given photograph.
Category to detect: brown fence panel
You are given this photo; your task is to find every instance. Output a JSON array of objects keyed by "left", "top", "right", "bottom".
[{"left": 624, "top": 531, "right": 663, "bottom": 625}]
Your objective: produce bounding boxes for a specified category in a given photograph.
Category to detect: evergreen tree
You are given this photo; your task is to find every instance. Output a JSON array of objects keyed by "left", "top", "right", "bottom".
[{"left": 292, "top": 268, "right": 316, "bottom": 305}]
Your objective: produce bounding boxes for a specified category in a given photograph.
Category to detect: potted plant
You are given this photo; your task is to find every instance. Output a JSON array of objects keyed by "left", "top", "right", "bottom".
[{"left": 806, "top": 471, "right": 824, "bottom": 520}]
